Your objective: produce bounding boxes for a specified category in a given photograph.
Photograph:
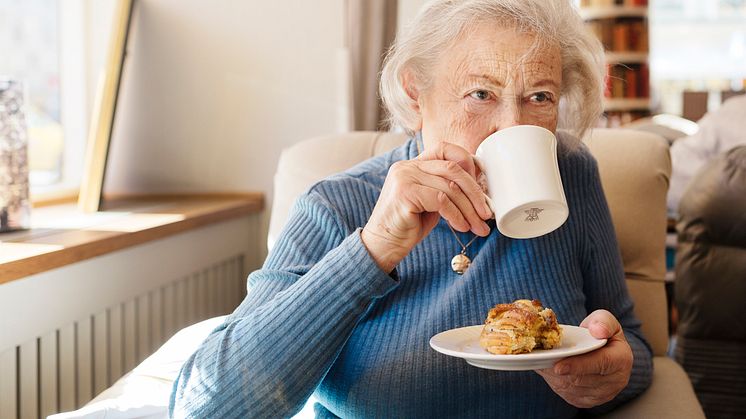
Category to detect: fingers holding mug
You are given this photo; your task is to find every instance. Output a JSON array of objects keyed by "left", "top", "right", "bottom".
[
  {"left": 413, "top": 160, "right": 492, "bottom": 234},
  {"left": 417, "top": 141, "right": 479, "bottom": 179}
]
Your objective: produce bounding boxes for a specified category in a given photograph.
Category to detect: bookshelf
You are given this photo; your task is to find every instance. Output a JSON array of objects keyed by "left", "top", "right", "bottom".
[
  {"left": 604, "top": 98, "right": 651, "bottom": 111},
  {"left": 579, "top": 0, "right": 650, "bottom": 127},
  {"left": 578, "top": 5, "right": 647, "bottom": 20},
  {"left": 605, "top": 51, "right": 647, "bottom": 64}
]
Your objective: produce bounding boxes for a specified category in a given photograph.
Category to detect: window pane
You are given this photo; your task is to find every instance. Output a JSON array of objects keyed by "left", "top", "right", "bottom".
[
  {"left": 650, "top": 0, "right": 746, "bottom": 115},
  {"left": 0, "top": 0, "right": 64, "bottom": 187}
]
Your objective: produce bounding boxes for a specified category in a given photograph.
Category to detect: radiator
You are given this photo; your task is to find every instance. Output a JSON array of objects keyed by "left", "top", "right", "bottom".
[
  {"left": 0, "top": 216, "right": 260, "bottom": 419},
  {"left": 0, "top": 256, "right": 246, "bottom": 419}
]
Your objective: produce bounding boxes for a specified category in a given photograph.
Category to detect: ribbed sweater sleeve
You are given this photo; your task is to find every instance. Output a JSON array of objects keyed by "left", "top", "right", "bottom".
[
  {"left": 169, "top": 189, "right": 399, "bottom": 418},
  {"left": 576, "top": 151, "right": 653, "bottom": 414}
]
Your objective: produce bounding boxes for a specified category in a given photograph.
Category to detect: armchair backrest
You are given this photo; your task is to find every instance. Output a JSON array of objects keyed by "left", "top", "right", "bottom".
[{"left": 269, "top": 129, "right": 671, "bottom": 356}]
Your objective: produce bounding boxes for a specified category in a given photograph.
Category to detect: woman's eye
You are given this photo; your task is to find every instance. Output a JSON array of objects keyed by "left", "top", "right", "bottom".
[
  {"left": 469, "top": 90, "right": 491, "bottom": 101},
  {"left": 529, "top": 92, "right": 553, "bottom": 103}
]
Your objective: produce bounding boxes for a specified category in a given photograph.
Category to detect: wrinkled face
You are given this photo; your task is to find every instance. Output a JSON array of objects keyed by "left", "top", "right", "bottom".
[{"left": 410, "top": 24, "right": 562, "bottom": 154}]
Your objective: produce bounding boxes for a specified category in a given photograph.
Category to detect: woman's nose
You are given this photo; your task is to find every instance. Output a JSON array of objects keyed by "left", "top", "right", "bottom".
[{"left": 493, "top": 100, "right": 522, "bottom": 131}]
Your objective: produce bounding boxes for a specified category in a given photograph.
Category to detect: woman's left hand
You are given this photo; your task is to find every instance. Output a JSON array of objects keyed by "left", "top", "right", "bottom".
[{"left": 535, "top": 309, "right": 633, "bottom": 408}]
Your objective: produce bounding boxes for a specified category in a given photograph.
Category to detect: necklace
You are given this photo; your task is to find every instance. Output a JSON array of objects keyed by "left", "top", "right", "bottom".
[
  {"left": 447, "top": 223, "right": 479, "bottom": 275},
  {"left": 414, "top": 135, "right": 479, "bottom": 275}
]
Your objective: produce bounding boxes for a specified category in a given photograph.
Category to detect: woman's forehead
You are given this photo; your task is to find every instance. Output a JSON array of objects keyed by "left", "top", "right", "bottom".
[{"left": 443, "top": 26, "right": 561, "bottom": 85}]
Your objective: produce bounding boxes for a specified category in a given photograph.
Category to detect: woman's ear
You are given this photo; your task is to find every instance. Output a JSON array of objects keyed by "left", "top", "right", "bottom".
[
  {"left": 402, "top": 69, "right": 419, "bottom": 101},
  {"left": 402, "top": 69, "right": 423, "bottom": 130}
]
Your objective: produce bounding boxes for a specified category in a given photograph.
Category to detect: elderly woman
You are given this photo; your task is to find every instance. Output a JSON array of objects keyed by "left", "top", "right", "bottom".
[{"left": 170, "top": 0, "right": 652, "bottom": 417}]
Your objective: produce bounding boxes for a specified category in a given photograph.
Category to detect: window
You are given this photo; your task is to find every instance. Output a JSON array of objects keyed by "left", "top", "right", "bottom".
[
  {"left": 0, "top": 0, "right": 111, "bottom": 199},
  {"left": 650, "top": 0, "right": 746, "bottom": 114},
  {"left": 1, "top": 0, "right": 62, "bottom": 188}
]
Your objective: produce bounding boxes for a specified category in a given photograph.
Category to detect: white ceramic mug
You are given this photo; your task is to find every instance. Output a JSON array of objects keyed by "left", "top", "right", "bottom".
[{"left": 475, "top": 125, "right": 568, "bottom": 239}]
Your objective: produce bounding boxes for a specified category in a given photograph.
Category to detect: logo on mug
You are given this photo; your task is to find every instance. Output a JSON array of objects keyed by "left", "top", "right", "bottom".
[{"left": 524, "top": 207, "right": 543, "bottom": 222}]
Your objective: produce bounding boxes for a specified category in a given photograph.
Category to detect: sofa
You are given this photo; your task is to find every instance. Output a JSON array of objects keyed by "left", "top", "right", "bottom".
[{"left": 674, "top": 145, "right": 746, "bottom": 418}]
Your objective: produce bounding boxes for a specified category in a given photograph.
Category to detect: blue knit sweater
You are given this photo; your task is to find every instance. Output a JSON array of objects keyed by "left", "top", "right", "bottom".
[{"left": 170, "top": 135, "right": 652, "bottom": 418}]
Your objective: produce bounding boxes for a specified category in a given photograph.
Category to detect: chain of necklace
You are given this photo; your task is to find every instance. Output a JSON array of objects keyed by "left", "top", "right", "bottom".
[{"left": 414, "top": 136, "right": 479, "bottom": 274}]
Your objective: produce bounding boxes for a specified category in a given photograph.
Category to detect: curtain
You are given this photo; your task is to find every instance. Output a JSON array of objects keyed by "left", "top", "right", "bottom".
[{"left": 346, "top": 0, "right": 398, "bottom": 131}]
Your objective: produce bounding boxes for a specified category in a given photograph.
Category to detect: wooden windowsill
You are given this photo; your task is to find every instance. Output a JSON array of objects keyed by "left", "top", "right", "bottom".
[{"left": 0, "top": 193, "right": 264, "bottom": 285}]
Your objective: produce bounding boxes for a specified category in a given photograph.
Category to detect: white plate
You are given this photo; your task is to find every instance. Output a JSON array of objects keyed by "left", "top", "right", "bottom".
[{"left": 429, "top": 325, "right": 606, "bottom": 371}]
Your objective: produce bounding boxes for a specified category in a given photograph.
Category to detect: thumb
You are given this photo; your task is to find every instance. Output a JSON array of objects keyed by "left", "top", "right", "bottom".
[{"left": 580, "top": 309, "right": 621, "bottom": 340}]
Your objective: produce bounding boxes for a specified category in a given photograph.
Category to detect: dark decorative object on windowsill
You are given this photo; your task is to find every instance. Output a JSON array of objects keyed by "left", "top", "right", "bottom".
[{"left": 0, "top": 78, "right": 31, "bottom": 232}]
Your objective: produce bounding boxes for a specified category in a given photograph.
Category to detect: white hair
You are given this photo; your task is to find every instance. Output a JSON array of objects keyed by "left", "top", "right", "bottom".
[{"left": 380, "top": 0, "right": 605, "bottom": 147}]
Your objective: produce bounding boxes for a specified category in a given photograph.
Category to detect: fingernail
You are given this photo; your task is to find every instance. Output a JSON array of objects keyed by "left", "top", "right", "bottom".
[
  {"left": 481, "top": 221, "right": 490, "bottom": 236},
  {"left": 482, "top": 202, "right": 492, "bottom": 219},
  {"left": 556, "top": 364, "right": 570, "bottom": 375}
]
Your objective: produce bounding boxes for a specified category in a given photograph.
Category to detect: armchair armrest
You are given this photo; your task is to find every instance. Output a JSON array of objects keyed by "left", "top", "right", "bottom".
[{"left": 598, "top": 357, "right": 704, "bottom": 419}]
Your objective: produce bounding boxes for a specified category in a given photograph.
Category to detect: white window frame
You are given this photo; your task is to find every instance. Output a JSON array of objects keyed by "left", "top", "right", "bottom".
[
  {"left": 32, "top": 0, "right": 118, "bottom": 201},
  {"left": 55, "top": 0, "right": 88, "bottom": 196}
]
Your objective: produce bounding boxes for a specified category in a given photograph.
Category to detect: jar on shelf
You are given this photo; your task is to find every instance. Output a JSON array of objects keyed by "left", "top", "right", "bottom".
[{"left": 0, "top": 78, "right": 31, "bottom": 232}]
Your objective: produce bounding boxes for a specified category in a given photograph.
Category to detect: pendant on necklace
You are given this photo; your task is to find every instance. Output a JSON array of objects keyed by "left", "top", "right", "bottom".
[{"left": 451, "top": 252, "right": 471, "bottom": 275}]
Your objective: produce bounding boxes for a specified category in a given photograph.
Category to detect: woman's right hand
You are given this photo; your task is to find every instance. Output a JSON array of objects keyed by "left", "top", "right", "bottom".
[{"left": 361, "top": 142, "right": 493, "bottom": 273}]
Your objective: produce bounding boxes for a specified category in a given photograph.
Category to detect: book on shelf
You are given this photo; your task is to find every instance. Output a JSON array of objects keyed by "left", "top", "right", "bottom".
[
  {"left": 586, "top": 19, "right": 648, "bottom": 52},
  {"left": 605, "top": 63, "right": 649, "bottom": 99},
  {"left": 629, "top": 20, "right": 648, "bottom": 52},
  {"left": 612, "top": 22, "right": 629, "bottom": 51},
  {"left": 626, "top": 70, "right": 638, "bottom": 98},
  {"left": 608, "top": 65, "right": 625, "bottom": 98},
  {"left": 639, "top": 63, "right": 649, "bottom": 98}
]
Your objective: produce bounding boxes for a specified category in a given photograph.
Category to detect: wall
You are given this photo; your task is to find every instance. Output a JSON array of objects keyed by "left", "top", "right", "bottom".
[
  {"left": 101, "top": 0, "right": 347, "bottom": 257},
  {"left": 102, "top": 0, "right": 429, "bottom": 255},
  {"left": 398, "top": 0, "right": 427, "bottom": 33}
]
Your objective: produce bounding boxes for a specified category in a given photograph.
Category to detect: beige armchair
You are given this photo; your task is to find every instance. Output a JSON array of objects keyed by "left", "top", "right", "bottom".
[
  {"left": 56, "top": 129, "right": 705, "bottom": 418},
  {"left": 269, "top": 129, "right": 705, "bottom": 418}
]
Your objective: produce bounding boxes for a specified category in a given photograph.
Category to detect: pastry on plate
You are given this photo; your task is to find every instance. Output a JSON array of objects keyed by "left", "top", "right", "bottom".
[{"left": 479, "top": 299, "right": 562, "bottom": 354}]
